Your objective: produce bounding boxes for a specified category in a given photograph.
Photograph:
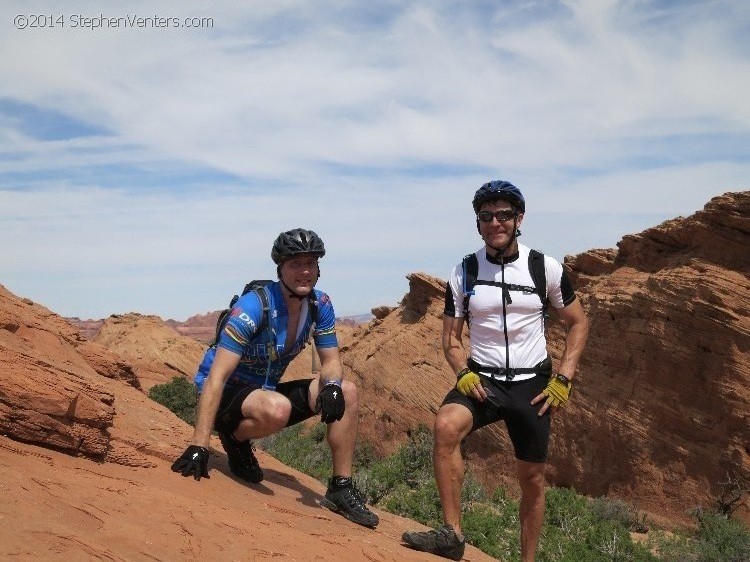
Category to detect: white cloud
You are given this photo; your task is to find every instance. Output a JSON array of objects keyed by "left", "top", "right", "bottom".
[{"left": 0, "top": 0, "right": 748, "bottom": 319}]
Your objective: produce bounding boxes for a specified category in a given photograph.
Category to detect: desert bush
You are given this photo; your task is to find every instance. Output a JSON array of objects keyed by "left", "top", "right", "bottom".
[
  {"left": 537, "top": 487, "right": 657, "bottom": 562},
  {"left": 462, "top": 502, "right": 519, "bottom": 560},
  {"left": 148, "top": 376, "right": 197, "bottom": 425},
  {"left": 382, "top": 478, "right": 444, "bottom": 528},
  {"left": 649, "top": 510, "right": 750, "bottom": 562},
  {"left": 258, "top": 423, "right": 333, "bottom": 482},
  {"left": 590, "top": 496, "right": 649, "bottom": 533},
  {"left": 692, "top": 510, "right": 750, "bottom": 562}
]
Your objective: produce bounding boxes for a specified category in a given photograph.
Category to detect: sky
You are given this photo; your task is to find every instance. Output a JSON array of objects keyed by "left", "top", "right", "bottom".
[{"left": 1, "top": 0, "right": 748, "bottom": 321}]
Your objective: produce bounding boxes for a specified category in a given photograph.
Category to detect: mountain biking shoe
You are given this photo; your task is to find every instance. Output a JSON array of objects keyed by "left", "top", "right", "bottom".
[
  {"left": 320, "top": 477, "right": 379, "bottom": 528},
  {"left": 217, "top": 430, "right": 264, "bottom": 483},
  {"left": 402, "top": 525, "right": 466, "bottom": 560}
]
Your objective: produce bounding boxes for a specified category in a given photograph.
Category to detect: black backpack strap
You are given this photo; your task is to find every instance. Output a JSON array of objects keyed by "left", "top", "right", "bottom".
[
  {"left": 212, "top": 286, "right": 271, "bottom": 348},
  {"left": 307, "top": 292, "right": 319, "bottom": 327},
  {"left": 461, "top": 253, "right": 478, "bottom": 322},
  {"left": 528, "top": 249, "right": 549, "bottom": 322},
  {"left": 252, "top": 286, "right": 270, "bottom": 335},
  {"left": 460, "top": 249, "right": 548, "bottom": 329},
  {"left": 306, "top": 292, "right": 320, "bottom": 374}
]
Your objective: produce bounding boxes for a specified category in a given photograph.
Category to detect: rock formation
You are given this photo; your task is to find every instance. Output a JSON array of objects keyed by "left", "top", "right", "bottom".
[
  {"left": 550, "top": 190, "right": 750, "bottom": 525},
  {"left": 0, "top": 286, "right": 141, "bottom": 460},
  {"left": 93, "top": 313, "right": 207, "bottom": 391}
]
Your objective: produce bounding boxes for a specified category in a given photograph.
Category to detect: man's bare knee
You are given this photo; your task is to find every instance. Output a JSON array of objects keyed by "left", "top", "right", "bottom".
[
  {"left": 341, "top": 380, "right": 359, "bottom": 409},
  {"left": 518, "top": 462, "right": 545, "bottom": 494},
  {"left": 434, "top": 409, "right": 468, "bottom": 448}
]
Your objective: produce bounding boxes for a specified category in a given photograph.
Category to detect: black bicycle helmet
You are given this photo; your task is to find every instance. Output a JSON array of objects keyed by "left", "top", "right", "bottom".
[
  {"left": 271, "top": 228, "right": 326, "bottom": 264},
  {"left": 472, "top": 180, "right": 525, "bottom": 214}
]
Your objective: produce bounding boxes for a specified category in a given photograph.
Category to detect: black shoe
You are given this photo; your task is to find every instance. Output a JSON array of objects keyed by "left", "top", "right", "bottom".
[
  {"left": 320, "top": 478, "right": 379, "bottom": 528},
  {"left": 217, "top": 431, "right": 264, "bottom": 483},
  {"left": 402, "top": 525, "right": 466, "bottom": 561}
]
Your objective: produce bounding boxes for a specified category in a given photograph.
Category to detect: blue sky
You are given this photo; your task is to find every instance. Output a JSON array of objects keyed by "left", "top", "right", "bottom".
[{"left": 1, "top": 0, "right": 748, "bottom": 320}]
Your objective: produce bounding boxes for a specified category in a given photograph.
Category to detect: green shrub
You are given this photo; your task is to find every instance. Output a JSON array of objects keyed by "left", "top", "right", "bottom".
[
  {"left": 382, "top": 478, "right": 444, "bottom": 528},
  {"left": 590, "top": 496, "right": 650, "bottom": 533},
  {"left": 463, "top": 502, "right": 519, "bottom": 560},
  {"left": 545, "top": 486, "right": 593, "bottom": 540},
  {"left": 356, "top": 424, "right": 439, "bottom": 521},
  {"left": 258, "top": 423, "right": 333, "bottom": 482},
  {"left": 148, "top": 376, "right": 197, "bottom": 425},
  {"left": 650, "top": 510, "right": 750, "bottom": 562},
  {"left": 538, "top": 487, "right": 658, "bottom": 562},
  {"left": 648, "top": 530, "right": 698, "bottom": 562},
  {"left": 693, "top": 511, "right": 750, "bottom": 562}
]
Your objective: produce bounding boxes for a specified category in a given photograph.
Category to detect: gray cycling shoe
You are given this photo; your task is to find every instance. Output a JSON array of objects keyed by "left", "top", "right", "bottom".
[
  {"left": 320, "top": 478, "right": 379, "bottom": 528},
  {"left": 402, "top": 525, "right": 466, "bottom": 560}
]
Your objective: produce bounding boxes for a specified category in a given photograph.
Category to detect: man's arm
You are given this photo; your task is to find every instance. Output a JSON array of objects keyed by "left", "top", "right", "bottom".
[
  {"left": 314, "top": 345, "right": 346, "bottom": 423},
  {"left": 443, "top": 314, "right": 488, "bottom": 401},
  {"left": 554, "top": 299, "right": 589, "bottom": 381},
  {"left": 442, "top": 314, "right": 467, "bottom": 374},
  {"left": 317, "top": 345, "right": 344, "bottom": 384},
  {"left": 192, "top": 347, "right": 241, "bottom": 447},
  {"left": 532, "top": 298, "right": 588, "bottom": 415}
]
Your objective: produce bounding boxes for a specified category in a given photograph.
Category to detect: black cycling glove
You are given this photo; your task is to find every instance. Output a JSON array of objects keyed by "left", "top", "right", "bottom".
[
  {"left": 171, "top": 445, "right": 210, "bottom": 480},
  {"left": 315, "top": 382, "right": 345, "bottom": 423}
]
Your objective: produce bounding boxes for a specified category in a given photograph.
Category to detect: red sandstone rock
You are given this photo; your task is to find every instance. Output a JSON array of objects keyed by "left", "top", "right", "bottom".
[
  {"left": 0, "top": 285, "right": 493, "bottom": 561},
  {"left": 93, "top": 313, "right": 207, "bottom": 391}
]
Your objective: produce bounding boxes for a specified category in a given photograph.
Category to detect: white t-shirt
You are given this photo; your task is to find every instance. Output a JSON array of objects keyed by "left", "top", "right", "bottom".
[{"left": 444, "top": 243, "right": 576, "bottom": 380}]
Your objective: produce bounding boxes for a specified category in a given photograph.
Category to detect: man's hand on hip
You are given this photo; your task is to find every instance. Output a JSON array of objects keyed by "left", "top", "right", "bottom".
[{"left": 532, "top": 373, "right": 572, "bottom": 416}]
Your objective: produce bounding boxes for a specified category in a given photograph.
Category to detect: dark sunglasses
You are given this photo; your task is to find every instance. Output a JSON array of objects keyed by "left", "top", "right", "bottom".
[{"left": 477, "top": 210, "right": 517, "bottom": 223}]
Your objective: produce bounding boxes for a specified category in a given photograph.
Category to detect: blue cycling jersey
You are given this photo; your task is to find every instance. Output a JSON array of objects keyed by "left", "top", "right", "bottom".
[{"left": 194, "top": 282, "right": 338, "bottom": 392}]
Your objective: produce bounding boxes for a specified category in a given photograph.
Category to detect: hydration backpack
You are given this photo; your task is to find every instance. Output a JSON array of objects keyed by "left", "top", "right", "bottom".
[
  {"left": 212, "top": 280, "right": 272, "bottom": 348},
  {"left": 207, "top": 280, "right": 321, "bottom": 390},
  {"left": 211, "top": 280, "right": 319, "bottom": 348},
  {"left": 461, "top": 249, "right": 549, "bottom": 324}
]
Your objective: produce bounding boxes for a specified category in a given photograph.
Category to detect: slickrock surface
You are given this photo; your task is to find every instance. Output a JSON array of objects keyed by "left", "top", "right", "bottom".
[{"left": 0, "top": 284, "right": 493, "bottom": 561}]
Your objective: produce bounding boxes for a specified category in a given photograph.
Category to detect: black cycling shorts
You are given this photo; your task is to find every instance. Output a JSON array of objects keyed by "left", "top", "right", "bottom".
[
  {"left": 441, "top": 373, "right": 551, "bottom": 463},
  {"left": 213, "top": 379, "right": 316, "bottom": 435}
]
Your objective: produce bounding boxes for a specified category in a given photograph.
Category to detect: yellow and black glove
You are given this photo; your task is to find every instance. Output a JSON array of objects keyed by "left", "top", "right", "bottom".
[
  {"left": 541, "top": 373, "right": 573, "bottom": 407},
  {"left": 456, "top": 368, "right": 482, "bottom": 395}
]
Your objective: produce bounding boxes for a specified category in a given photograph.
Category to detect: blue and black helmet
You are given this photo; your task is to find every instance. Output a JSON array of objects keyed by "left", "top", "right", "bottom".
[{"left": 472, "top": 180, "right": 525, "bottom": 214}]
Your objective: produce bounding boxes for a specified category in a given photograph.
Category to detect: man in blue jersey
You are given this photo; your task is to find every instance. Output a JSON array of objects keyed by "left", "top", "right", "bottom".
[
  {"left": 403, "top": 181, "right": 588, "bottom": 560},
  {"left": 171, "top": 228, "right": 378, "bottom": 529}
]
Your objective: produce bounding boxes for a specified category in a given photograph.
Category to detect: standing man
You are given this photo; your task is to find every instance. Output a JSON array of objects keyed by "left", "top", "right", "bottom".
[
  {"left": 171, "top": 228, "right": 379, "bottom": 529},
  {"left": 403, "top": 181, "right": 588, "bottom": 560}
]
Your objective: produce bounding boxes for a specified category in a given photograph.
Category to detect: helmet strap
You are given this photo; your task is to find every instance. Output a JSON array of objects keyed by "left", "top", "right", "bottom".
[
  {"left": 483, "top": 217, "right": 521, "bottom": 258},
  {"left": 280, "top": 278, "right": 309, "bottom": 300}
]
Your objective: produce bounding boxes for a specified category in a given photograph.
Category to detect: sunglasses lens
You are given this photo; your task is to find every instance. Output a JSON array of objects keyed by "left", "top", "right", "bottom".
[{"left": 478, "top": 210, "right": 515, "bottom": 223}]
